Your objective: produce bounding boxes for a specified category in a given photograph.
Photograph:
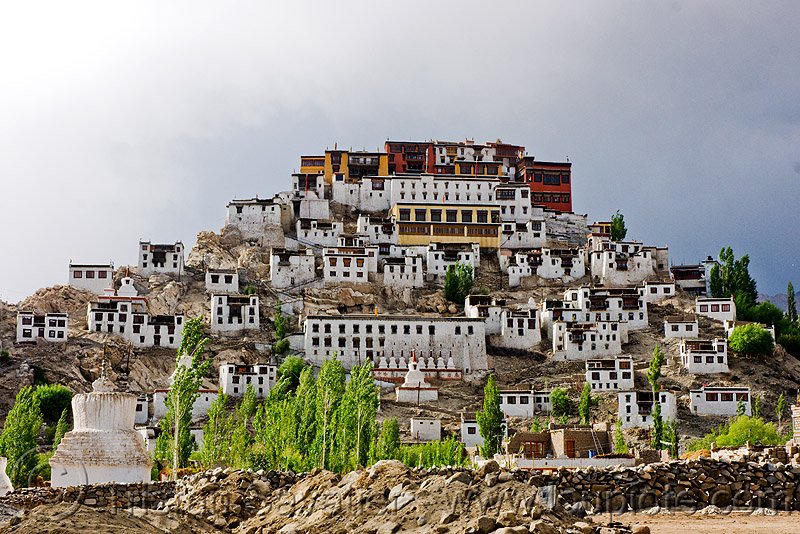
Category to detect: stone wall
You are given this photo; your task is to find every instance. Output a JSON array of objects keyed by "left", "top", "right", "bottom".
[{"left": 1, "top": 481, "right": 176, "bottom": 511}]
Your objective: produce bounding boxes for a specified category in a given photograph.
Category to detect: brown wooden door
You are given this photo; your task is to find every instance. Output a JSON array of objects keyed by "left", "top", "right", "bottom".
[{"left": 565, "top": 440, "right": 575, "bottom": 458}]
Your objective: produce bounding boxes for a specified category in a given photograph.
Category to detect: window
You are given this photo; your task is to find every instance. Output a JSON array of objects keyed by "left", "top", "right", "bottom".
[
  {"left": 477, "top": 210, "right": 487, "bottom": 223},
  {"left": 711, "top": 304, "right": 720, "bottom": 312},
  {"left": 446, "top": 210, "right": 457, "bottom": 223},
  {"left": 507, "top": 396, "right": 516, "bottom": 404},
  {"left": 86, "top": 271, "right": 95, "bottom": 279},
  {"left": 671, "top": 325, "right": 679, "bottom": 332},
  {"left": 414, "top": 209, "right": 427, "bottom": 222},
  {"left": 399, "top": 209, "right": 411, "bottom": 222},
  {"left": 461, "top": 210, "right": 472, "bottom": 223},
  {"left": 416, "top": 325, "right": 422, "bottom": 334},
  {"left": 98, "top": 271, "right": 108, "bottom": 279},
  {"left": 430, "top": 209, "right": 442, "bottom": 222},
  {"left": 721, "top": 304, "right": 731, "bottom": 312},
  {"left": 73, "top": 270, "right": 82, "bottom": 278},
  {"left": 721, "top": 393, "right": 734, "bottom": 402},
  {"left": 700, "top": 305, "right": 709, "bottom": 312},
  {"left": 455, "top": 326, "right": 461, "bottom": 335},
  {"left": 520, "top": 396, "right": 529, "bottom": 404}
]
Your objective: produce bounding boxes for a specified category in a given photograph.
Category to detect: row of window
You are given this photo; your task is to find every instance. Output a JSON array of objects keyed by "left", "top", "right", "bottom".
[
  {"left": 589, "top": 371, "right": 632, "bottom": 380},
  {"left": 532, "top": 172, "right": 570, "bottom": 184},
  {"left": 532, "top": 193, "right": 571, "bottom": 203},
  {"left": 21, "top": 329, "right": 65, "bottom": 339},
  {"left": 698, "top": 304, "right": 732, "bottom": 313},
  {"left": 704, "top": 392, "right": 748, "bottom": 402},
  {"left": 73, "top": 270, "right": 109, "bottom": 279},
  {"left": 309, "top": 322, "right": 475, "bottom": 336},
  {"left": 398, "top": 209, "right": 497, "bottom": 224}
]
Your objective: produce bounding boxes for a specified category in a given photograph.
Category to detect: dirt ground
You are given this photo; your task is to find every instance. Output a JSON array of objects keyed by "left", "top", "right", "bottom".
[{"left": 619, "top": 510, "right": 800, "bottom": 534}]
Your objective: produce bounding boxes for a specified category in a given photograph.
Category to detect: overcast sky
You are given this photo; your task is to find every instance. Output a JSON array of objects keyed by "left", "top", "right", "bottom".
[{"left": 1, "top": 1, "right": 798, "bottom": 303}]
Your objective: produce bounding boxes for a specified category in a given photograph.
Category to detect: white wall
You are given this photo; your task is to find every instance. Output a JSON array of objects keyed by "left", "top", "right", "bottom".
[
  {"left": 696, "top": 298, "right": 736, "bottom": 323},
  {"left": 664, "top": 320, "right": 698, "bottom": 339},
  {"left": 87, "top": 298, "right": 184, "bottom": 348},
  {"left": 16, "top": 312, "right": 68, "bottom": 343},
  {"left": 219, "top": 362, "right": 277, "bottom": 397},
  {"left": 225, "top": 198, "right": 284, "bottom": 240},
  {"left": 205, "top": 270, "right": 239, "bottom": 294},
  {"left": 69, "top": 264, "right": 114, "bottom": 294},
  {"left": 585, "top": 357, "right": 635, "bottom": 392},
  {"left": 138, "top": 241, "right": 184, "bottom": 276},
  {"left": 211, "top": 294, "right": 260, "bottom": 333},
  {"left": 270, "top": 248, "right": 316, "bottom": 289},
  {"left": 690, "top": 387, "right": 752, "bottom": 416},
  {"left": 410, "top": 418, "right": 441, "bottom": 442},
  {"left": 552, "top": 321, "right": 622, "bottom": 361},
  {"left": 296, "top": 219, "right": 344, "bottom": 247},
  {"left": 681, "top": 338, "right": 729, "bottom": 374},
  {"left": 618, "top": 391, "right": 677, "bottom": 428}
]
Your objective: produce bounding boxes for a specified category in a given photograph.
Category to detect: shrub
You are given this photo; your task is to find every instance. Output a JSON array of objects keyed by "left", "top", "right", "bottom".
[
  {"left": 550, "top": 387, "right": 571, "bottom": 418},
  {"left": 729, "top": 324, "right": 775, "bottom": 356},
  {"left": 443, "top": 261, "right": 474, "bottom": 305},
  {"left": 688, "top": 416, "right": 784, "bottom": 451},
  {"left": 33, "top": 384, "right": 72, "bottom": 423}
]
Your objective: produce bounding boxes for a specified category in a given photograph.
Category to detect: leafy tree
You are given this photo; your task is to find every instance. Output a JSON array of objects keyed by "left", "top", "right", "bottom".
[
  {"left": 689, "top": 416, "right": 784, "bottom": 450},
  {"left": 578, "top": 383, "right": 592, "bottom": 425},
  {"left": 776, "top": 392, "right": 787, "bottom": 432},
  {"left": 752, "top": 394, "right": 762, "bottom": 419},
  {"left": 647, "top": 345, "right": 665, "bottom": 389},
  {"left": 778, "top": 333, "right": 800, "bottom": 357},
  {"left": 200, "top": 394, "right": 233, "bottom": 468},
  {"left": 154, "top": 317, "right": 211, "bottom": 476},
  {"left": 787, "top": 282, "right": 798, "bottom": 324},
  {"left": 315, "top": 357, "right": 346, "bottom": 469},
  {"left": 530, "top": 418, "right": 542, "bottom": 432},
  {"left": 294, "top": 367, "right": 318, "bottom": 460},
  {"left": 651, "top": 400, "right": 664, "bottom": 450},
  {"left": 52, "top": 408, "right": 69, "bottom": 449},
  {"left": 443, "top": 261, "right": 474, "bottom": 305},
  {"left": 741, "top": 302, "right": 784, "bottom": 332},
  {"left": 610, "top": 210, "right": 627, "bottom": 241},
  {"left": 664, "top": 420, "right": 679, "bottom": 458},
  {"left": 396, "top": 437, "right": 466, "bottom": 468},
  {"left": 729, "top": 324, "right": 774, "bottom": 357},
  {"left": 33, "top": 384, "right": 72, "bottom": 424},
  {"left": 0, "top": 387, "right": 43, "bottom": 487},
  {"left": 476, "top": 374, "right": 504, "bottom": 457},
  {"left": 614, "top": 419, "right": 628, "bottom": 454},
  {"left": 549, "top": 387, "right": 570, "bottom": 418},
  {"left": 339, "top": 362, "right": 379, "bottom": 469},
  {"left": 273, "top": 300, "right": 287, "bottom": 339},
  {"left": 374, "top": 418, "right": 400, "bottom": 461},
  {"left": 710, "top": 247, "right": 757, "bottom": 309},
  {"left": 276, "top": 356, "right": 307, "bottom": 393},
  {"left": 647, "top": 346, "right": 666, "bottom": 450},
  {"left": 230, "top": 385, "right": 258, "bottom": 468}
]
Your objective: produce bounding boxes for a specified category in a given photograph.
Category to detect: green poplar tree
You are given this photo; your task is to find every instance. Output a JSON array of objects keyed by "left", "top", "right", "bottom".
[
  {"left": 0, "top": 387, "right": 43, "bottom": 487},
  {"left": 200, "top": 394, "right": 233, "bottom": 467},
  {"left": 614, "top": 419, "right": 628, "bottom": 454},
  {"left": 230, "top": 385, "right": 258, "bottom": 468},
  {"left": 52, "top": 408, "right": 69, "bottom": 449},
  {"left": 375, "top": 418, "right": 400, "bottom": 461},
  {"left": 315, "top": 357, "right": 346, "bottom": 470},
  {"left": 578, "top": 383, "right": 592, "bottom": 425},
  {"left": 610, "top": 210, "right": 627, "bottom": 241},
  {"left": 647, "top": 345, "right": 666, "bottom": 449},
  {"left": 776, "top": 392, "right": 787, "bottom": 433},
  {"left": 787, "top": 282, "right": 798, "bottom": 324},
  {"left": 476, "top": 374, "right": 504, "bottom": 457},
  {"left": 339, "top": 362, "right": 379, "bottom": 469},
  {"left": 154, "top": 317, "right": 211, "bottom": 476}
]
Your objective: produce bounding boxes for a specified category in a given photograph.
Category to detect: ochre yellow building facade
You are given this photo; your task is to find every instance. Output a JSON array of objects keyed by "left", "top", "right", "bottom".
[
  {"left": 300, "top": 150, "right": 389, "bottom": 184},
  {"left": 390, "top": 203, "right": 501, "bottom": 248}
]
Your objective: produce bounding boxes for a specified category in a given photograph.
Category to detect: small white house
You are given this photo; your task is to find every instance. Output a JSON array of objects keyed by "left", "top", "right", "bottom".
[
  {"left": 269, "top": 248, "right": 316, "bottom": 289},
  {"left": 680, "top": 338, "right": 729, "bottom": 374},
  {"left": 464, "top": 295, "right": 507, "bottom": 335},
  {"left": 135, "top": 395, "right": 149, "bottom": 425},
  {"left": 618, "top": 390, "right": 677, "bottom": 428},
  {"left": 205, "top": 269, "right": 239, "bottom": 294},
  {"left": 211, "top": 294, "right": 260, "bottom": 334},
  {"left": 640, "top": 281, "right": 676, "bottom": 304},
  {"left": 695, "top": 297, "right": 736, "bottom": 323},
  {"left": 499, "top": 220, "right": 547, "bottom": 249},
  {"left": 664, "top": 316, "right": 699, "bottom": 339},
  {"left": 425, "top": 242, "right": 480, "bottom": 283},
  {"left": 219, "top": 362, "right": 277, "bottom": 397},
  {"left": 382, "top": 253, "right": 424, "bottom": 289},
  {"left": 87, "top": 296, "right": 184, "bottom": 348},
  {"left": 16, "top": 312, "right": 68, "bottom": 343},
  {"left": 296, "top": 219, "right": 344, "bottom": 248},
  {"left": 225, "top": 197, "right": 286, "bottom": 241},
  {"left": 460, "top": 412, "right": 508, "bottom": 449},
  {"left": 323, "top": 246, "right": 379, "bottom": 284},
  {"left": 410, "top": 417, "right": 441, "bottom": 442},
  {"left": 503, "top": 248, "right": 586, "bottom": 287},
  {"left": 689, "top": 386, "right": 751, "bottom": 416},
  {"left": 493, "top": 308, "right": 541, "bottom": 350},
  {"left": 138, "top": 241, "right": 184, "bottom": 276},
  {"left": 552, "top": 321, "right": 623, "bottom": 361},
  {"left": 499, "top": 389, "right": 552, "bottom": 417},
  {"left": 585, "top": 356, "right": 634, "bottom": 392},
  {"left": 68, "top": 262, "right": 114, "bottom": 294},
  {"left": 356, "top": 215, "right": 398, "bottom": 245}
]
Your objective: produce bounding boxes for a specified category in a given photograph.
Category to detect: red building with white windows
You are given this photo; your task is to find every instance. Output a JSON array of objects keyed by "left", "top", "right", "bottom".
[{"left": 516, "top": 157, "right": 572, "bottom": 212}]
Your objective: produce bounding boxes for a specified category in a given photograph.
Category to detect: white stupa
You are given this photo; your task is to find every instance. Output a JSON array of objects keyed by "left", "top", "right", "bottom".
[
  {"left": 49, "top": 365, "right": 152, "bottom": 487},
  {"left": 395, "top": 352, "right": 439, "bottom": 403}
]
